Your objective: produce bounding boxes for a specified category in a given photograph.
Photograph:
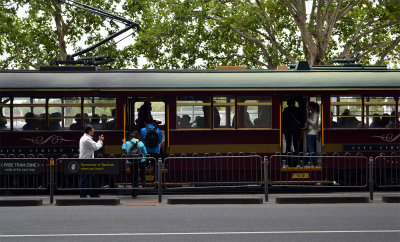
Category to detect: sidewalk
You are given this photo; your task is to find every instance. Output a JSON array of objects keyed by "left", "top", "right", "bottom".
[{"left": 1, "top": 192, "right": 399, "bottom": 206}]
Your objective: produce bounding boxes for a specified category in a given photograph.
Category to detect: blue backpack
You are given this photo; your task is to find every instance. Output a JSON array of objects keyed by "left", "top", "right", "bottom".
[{"left": 144, "top": 126, "right": 159, "bottom": 148}]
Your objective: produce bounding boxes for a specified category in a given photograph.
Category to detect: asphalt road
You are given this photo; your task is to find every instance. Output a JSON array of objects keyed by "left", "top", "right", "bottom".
[{"left": 1, "top": 200, "right": 399, "bottom": 242}]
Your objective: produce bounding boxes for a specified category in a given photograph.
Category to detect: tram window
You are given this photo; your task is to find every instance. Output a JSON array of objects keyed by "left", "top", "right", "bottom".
[
  {"left": 213, "top": 96, "right": 234, "bottom": 128},
  {"left": 49, "top": 98, "right": 81, "bottom": 130},
  {"left": 13, "top": 97, "right": 46, "bottom": 130},
  {"left": 134, "top": 101, "right": 165, "bottom": 127},
  {"left": 365, "top": 97, "right": 396, "bottom": 128},
  {"left": 83, "top": 97, "right": 117, "bottom": 130},
  {"left": 177, "top": 97, "right": 211, "bottom": 128},
  {"left": 237, "top": 96, "right": 271, "bottom": 128},
  {"left": 0, "top": 97, "right": 11, "bottom": 130},
  {"left": 330, "top": 96, "right": 362, "bottom": 128}
]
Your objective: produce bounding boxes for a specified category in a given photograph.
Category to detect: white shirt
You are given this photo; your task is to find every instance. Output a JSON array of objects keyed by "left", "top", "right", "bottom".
[
  {"left": 307, "top": 112, "right": 319, "bottom": 135},
  {"left": 79, "top": 133, "right": 103, "bottom": 159}
]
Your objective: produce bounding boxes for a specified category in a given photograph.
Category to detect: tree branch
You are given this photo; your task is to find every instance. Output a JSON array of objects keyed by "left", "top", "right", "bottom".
[
  {"left": 378, "top": 35, "right": 400, "bottom": 65},
  {"left": 329, "top": 41, "right": 392, "bottom": 64},
  {"left": 341, "top": 20, "right": 400, "bottom": 58},
  {"left": 255, "top": 0, "right": 296, "bottom": 63},
  {"left": 282, "top": 0, "right": 316, "bottom": 63},
  {"left": 206, "top": 15, "right": 275, "bottom": 68}
]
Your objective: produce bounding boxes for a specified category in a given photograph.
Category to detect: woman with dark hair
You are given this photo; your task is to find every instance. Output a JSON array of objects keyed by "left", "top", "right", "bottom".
[
  {"left": 135, "top": 101, "right": 153, "bottom": 133},
  {"left": 306, "top": 102, "right": 319, "bottom": 166}
]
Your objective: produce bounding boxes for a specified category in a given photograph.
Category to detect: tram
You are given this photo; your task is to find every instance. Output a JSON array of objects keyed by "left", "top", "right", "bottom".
[{"left": 0, "top": 64, "right": 399, "bottom": 186}]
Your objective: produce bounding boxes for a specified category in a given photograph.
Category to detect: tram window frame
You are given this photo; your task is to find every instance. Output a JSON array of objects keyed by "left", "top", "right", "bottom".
[
  {"left": 49, "top": 97, "right": 81, "bottom": 130},
  {"left": 213, "top": 96, "right": 235, "bottom": 129},
  {"left": 83, "top": 97, "right": 117, "bottom": 130},
  {"left": 6, "top": 96, "right": 118, "bottom": 131},
  {"left": 364, "top": 96, "right": 396, "bottom": 128},
  {"left": 12, "top": 97, "right": 47, "bottom": 130},
  {"left": 134, "top": 100, "right": 165, "bottom": 127},
  {"left": 176, "top": 96, "right": 211, "bottom": 129},
  {"left": 237, "top": 96, "right": 272, "bottom": 129},
  {"left": 0, "top": 97, "right": 11, "bottom": 131},
  {"left": 330, "top": 96, "right": 362, "bottom": 128}
]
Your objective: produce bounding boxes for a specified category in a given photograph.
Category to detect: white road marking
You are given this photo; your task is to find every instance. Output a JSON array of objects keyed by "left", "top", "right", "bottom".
[{"left": 0, "top": 230, "right": 399, "bottom": 237}]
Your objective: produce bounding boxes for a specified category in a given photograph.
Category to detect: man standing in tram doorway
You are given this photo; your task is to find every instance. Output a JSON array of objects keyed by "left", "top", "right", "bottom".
[
  {"left": 282, "top": 99, "right": 302, "bottom": 167},
  {"left": 79, "top": 124, "right": 104, "bottom": 198}
]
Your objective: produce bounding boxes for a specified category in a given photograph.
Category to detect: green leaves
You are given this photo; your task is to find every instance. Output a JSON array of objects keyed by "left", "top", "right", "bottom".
[{"left": 1, "top": 0, "right": 398, "bottom": 69}]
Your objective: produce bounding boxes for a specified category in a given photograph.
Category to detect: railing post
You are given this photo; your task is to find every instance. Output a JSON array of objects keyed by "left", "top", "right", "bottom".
[
  {"left": 158, "top": 158, "right": 162, "bottom": 203},
  {"left": 49, "top": 158, "right": 55, "bottom": 204},
  {"left": 369, "top": 156, "right": 374, "bottom": 201},
  {"left": 264, "top": 156, "right": 269, "bottom": 202}
]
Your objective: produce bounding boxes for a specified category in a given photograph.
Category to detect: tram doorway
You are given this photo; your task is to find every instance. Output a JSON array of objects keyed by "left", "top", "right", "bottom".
[
  {"left": 126, "top": 97, "right": 167, "bottom": 155},
  {"left": 281, "top": 96, "right": 322, "bottom": 163}
]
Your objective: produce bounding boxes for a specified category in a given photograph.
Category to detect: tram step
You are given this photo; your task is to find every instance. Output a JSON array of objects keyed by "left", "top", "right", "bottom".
[
  {"left": 115, "top": 182, "right": 190, "bottom": 187},
  {"left": 124, "top": 168, "right": 168, "bottom": 174},
  {"left": 280, "top": 167, "right": 322, "bottom": 172},
  {"left": 268, "top": 180, "right": 335, "bottom": 185}
]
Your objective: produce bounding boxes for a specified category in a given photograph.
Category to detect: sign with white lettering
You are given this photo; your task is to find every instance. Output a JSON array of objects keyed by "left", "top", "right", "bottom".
[
  {"left": 0, "top": 159, "right": 43, "bottom": 175},
  {"left": 0, "top": 146, "right": 79, "bottom": 155},
  {"left": 64, "top": 159, "right": 119, "bottom": 175},
  {"left": 343, "top": 143, "right": 400, "bottom": 152}
]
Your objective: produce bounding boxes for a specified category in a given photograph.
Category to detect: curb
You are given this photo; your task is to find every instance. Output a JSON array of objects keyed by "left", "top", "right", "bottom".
[
  {"left": 382, "top": 196, "right": 400, "bottom": 203},
  {"left": 168, "top": 197, "right": 264, "bottom": 204},
  {"left": 275, "top": 196, "right": 370, "bottom": 204},
  {"left": 56, "top": 198, "right": 120, "bottom": 206},
  {"left": 0, "top": 199, "right": 43, "bottom": 207}
]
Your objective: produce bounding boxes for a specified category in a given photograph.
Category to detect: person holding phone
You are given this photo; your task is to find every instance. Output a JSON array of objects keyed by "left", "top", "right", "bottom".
[{"left": 79, "top": 124, "right": 104, "bottom": 198}]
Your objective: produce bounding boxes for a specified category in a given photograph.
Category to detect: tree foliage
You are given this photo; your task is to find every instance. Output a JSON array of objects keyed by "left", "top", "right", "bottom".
[
  {"left": 0, "top": 0, "right": 137, "bottom": 69},
  {"left": 1, "top": 0, "right": 399, "bottom": 69},
  {"left": 125, "top": 0, "right": 400, "bottom": 68}
]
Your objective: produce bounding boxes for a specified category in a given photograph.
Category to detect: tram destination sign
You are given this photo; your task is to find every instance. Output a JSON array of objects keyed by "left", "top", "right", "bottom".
[
  {"left": 64, "top": 159, "right": 119, "bottom": 175},
  {"left": 0, "top": 159, "right": 42, "bottom": 175},
  {"left": 343, "top": 143, "right": 400, "bottom": 152}
]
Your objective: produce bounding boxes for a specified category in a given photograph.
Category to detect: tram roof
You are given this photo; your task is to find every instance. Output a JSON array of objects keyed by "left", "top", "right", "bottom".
[{"left": 0, "top": 69, "right": 399, "bottom": 90}]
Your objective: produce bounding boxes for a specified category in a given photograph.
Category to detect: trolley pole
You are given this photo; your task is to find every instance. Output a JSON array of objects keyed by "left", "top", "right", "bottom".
[
  {"left": 264, "top": 156, "right": 269, "bottom": 202},
  {"left": 158, "top": 158, "right": 162, "bottom": 203},
  {"left": 49, "top": 158, "right": 55, "bottom": 204},
  {"left": 369, "top": 157, "right": 374, "bottom": 201}
]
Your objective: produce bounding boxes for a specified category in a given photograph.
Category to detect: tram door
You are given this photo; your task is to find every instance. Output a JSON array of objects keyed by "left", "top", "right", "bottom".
[
  {"left": 281, "top": 96, "right": 322, "bottom": 156},
  {"left": 126, "top": 97, "right": 167, "bottom": 154}
]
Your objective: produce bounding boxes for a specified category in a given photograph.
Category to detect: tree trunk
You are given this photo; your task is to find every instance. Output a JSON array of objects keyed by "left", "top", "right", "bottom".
[{"left": 53, "top": 4, "right": 68, "bottom": 60}]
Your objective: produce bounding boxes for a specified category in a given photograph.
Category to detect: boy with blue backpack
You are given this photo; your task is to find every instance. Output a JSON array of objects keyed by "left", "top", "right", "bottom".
[
  {"left": 140, "top": 116, "right": 162, "bottom": 181},
  {"left": 122, "top": 131, "right": 147, "bottom": 198}
]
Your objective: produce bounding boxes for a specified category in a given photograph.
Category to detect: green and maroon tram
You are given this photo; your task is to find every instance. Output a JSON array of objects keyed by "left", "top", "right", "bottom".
[{"left": 0, "top": 66, "right": 399, "bottom": 185}]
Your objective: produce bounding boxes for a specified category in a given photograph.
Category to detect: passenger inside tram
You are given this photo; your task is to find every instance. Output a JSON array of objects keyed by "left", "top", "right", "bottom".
[
  {"left": 369, "top": 114, "right": 381, "bottom": 128},
  {"left": 136, "top": 102, "right": 152, "bottom": 132},
  {"left": 381, "top": 113, "right": 390, "bottom": 128},
  {"left": 338, "top": 109, "right": 359, "bottom": 128},
  {"left": 100, "top": 114, "right": 108, "bottom": 128},
  {"left": 105, "top": 109, "right": 116, "bottom": 129},
  {"left": 386, "top": 111, "right": 396, "bottom": 128},
  {"left": 90, "top": 114, "right": 102, "bottom": 130},
  {"left": 69, "top": 113, "right": 82, "bottom": 130},
  {"left": 22, "top": 112, "right": 37, "bottom": 130},
  {"left": 0, "top": 117, "right": 6, "bottom": 130},
  {"left": 180, "top": 114, "right": 191, "bottom": 128},
  {"left": 49, "top": 112, "right": 62, "bottom": 130}
]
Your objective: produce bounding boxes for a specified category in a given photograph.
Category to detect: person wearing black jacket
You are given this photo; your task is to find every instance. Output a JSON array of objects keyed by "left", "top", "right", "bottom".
[{"left": 282, "top": 99, "right": 303, "bottom": 167}]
